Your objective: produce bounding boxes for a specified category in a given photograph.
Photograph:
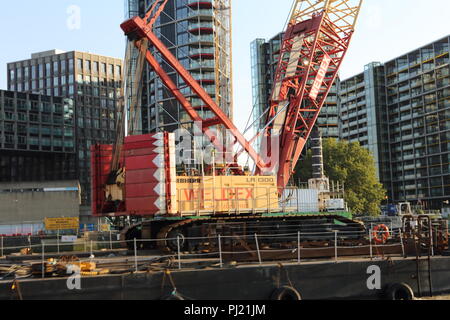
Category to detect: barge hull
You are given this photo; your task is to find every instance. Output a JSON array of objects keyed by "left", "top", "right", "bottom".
[{"left": 1, "top": 256, "right": 449, "bottom": 300}]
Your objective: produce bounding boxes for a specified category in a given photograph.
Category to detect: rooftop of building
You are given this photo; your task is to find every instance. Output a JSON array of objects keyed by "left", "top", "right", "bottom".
[
  {"left": 7, "top": 49, "right": 123, "bottom": 65},
  {"left": 31, "top": 49, "right": 66, "bottom": 59},
  {"left": 384, "top": 34, "right": 450, "bottom": 64},
  {"left": 341, "top": 35, "right": 450, "bottom": 83},
  {"left": 0, "top": 89, "right": 67, "bottom": 103}
]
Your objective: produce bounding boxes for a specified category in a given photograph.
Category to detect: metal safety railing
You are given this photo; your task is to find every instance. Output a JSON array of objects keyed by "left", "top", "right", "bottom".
[{"left": 0, "top": 228, "right": 414, "bottom": 281}]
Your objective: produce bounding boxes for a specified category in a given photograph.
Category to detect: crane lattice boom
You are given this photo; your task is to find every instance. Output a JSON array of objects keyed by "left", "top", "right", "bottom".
[
  {"left": 261, "top": 0, "right": 362, "bottom": 188},
  {"left": 119, "top": 0, "right": 363, "bottom": 191}
]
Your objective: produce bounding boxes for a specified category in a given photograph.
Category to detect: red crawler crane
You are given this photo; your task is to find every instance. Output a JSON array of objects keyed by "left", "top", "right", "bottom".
[{"left": 91, "top": 0, "right": 364, "bottom": 251}]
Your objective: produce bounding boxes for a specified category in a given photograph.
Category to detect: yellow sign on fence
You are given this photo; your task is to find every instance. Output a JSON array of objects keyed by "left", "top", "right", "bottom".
[
  {"left": 100, "top": 224, "right": 110, "bottom": 232},
  {"left": 44, "top": 217, "right": 79, "bottom": 230}
]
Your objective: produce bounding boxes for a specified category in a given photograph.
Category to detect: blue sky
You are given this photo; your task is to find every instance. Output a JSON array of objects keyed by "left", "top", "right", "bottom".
[{"left": 1, "top": 0, "right": 450, "bottom": 132}]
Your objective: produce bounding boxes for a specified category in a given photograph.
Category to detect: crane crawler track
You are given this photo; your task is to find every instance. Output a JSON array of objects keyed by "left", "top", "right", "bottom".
[{"left": 125, "top": 214, "right": 366, "bottom": 254}]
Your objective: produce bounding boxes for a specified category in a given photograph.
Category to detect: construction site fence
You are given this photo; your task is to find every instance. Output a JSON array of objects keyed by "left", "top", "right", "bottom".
[{"left": 0, "top": 228, "right": 416, "bottom": 276}]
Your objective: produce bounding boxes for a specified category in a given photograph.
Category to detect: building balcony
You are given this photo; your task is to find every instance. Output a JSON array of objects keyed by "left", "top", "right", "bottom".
[
  {"left": 189, "top": 35, "right": 214, "bottom": 45},
  {"left": 400, "top": 105, "right": 411, "bottom": 112},
  {"left": 357, "top": 100, "right": 366, "bottom": 107},
  {"left": 188, "top": 21, "right": 214, "bottom": 35},
  {"left": 188, "top": 0, "right": 213, "bottom": 9},
  {"left": 190, "top": 53, "right": 214, "bottom": 60},
  {"left": 357, "top": 110, "right": 367, "bottom": 117},
  {"left": 346, "top": 84, "right": 357, "bottom": 92},
  {"left": 402, "top": 144, "right": 414, "bottom": 151},
  {"left": 188, "top": 8, "right": 214, "bottom": 20},
  {"left": 403, "top": 154, "right": 415, "bottom": 160},
  {"left": 189, "top": 60, "right": 215, "bottom": 70},
  {"left": 190, "top": 47, "right": 215, "bottom": 55},
  {"left": 349, "top": 120, "right": 359, "bottom": 127}
]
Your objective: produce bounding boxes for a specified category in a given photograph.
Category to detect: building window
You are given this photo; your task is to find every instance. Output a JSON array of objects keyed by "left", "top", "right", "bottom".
[
  {"left": 101, "top": 63, "right": 106, "bottom": 74},
  {"left": 93, "top": 61, "right": 99, "bottom": 73},
  {"left": 31, "top": 65, "right": 37, "bottom": 78},
  {"left": 53, "top": 61, "right": 59, "bottom": 73},
  {"left": 115, "top": 65, "right": 121, "bottom": 77},
  {"left": 85, "top": 60, "right": 91, "bottom": 73},
  {"left": 68, "top": 59, "right": 74, "bottom": 73},
  {"left": 77, "top": 59, "right": 83, "bottom": 71},
  {"left": 46, "top": 63, "right": 51, "bottom": 76}
]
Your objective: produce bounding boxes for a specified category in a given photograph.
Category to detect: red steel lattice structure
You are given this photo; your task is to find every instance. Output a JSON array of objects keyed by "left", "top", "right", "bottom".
[
  {"left": 120, "top": 0, "right": 362, "bottom": 191},
  {"left": 261, "top": 0, "right": 363, "bottom": 189}
]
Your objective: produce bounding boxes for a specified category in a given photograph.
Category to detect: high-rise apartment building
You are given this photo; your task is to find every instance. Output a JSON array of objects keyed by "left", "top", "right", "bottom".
[
  {"left": 0, "top": 90, "right": 76, "bottom": 182},
  {"left": 125, "top": 0, "right": 232, "bottom": 136},
  {"left": 251, "top": 33, "right": 340, "bottom": 142},
  {"left": 339, "top": 36, "right": 450, "bottom": 209},
  {"left": 7, "top": 50, "right": 123, "bottom": 209}
]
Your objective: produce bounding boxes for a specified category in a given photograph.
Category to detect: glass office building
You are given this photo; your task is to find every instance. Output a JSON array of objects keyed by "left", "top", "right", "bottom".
[
  {"left": 0, "top": 89, "right": 76, "bottom": 182},
  {"left": 7, "top": 50, "right": 123, "bottom": 207}
]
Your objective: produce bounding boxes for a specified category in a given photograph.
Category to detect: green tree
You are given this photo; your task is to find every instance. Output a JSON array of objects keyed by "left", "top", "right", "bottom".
[{"left": 294, "top": 138, "right": 386, "bottom": 216}]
